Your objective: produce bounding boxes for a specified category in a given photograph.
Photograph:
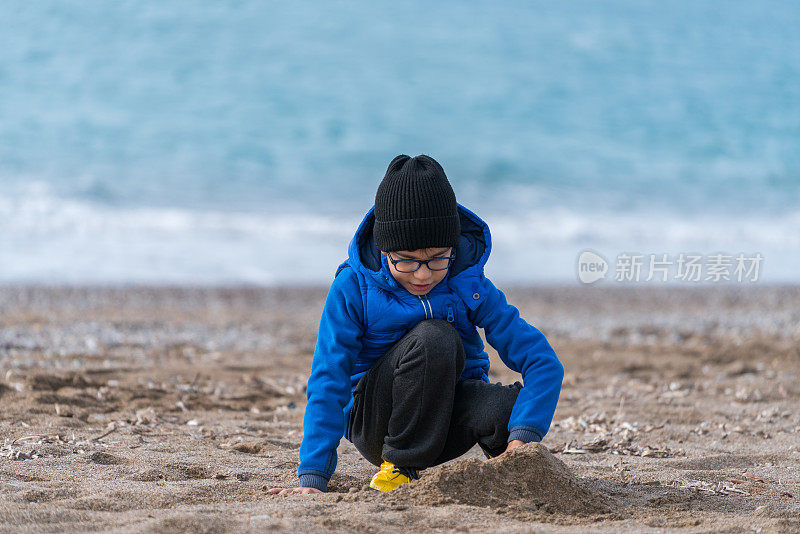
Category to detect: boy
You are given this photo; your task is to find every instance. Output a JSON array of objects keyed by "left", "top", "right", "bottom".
[{"left": 269, "top": 154, "right": 563, "bottom": 494}]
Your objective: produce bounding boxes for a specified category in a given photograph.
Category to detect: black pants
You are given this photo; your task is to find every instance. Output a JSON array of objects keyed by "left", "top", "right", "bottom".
[{"left": 348, "top": 318, "right": 522, "bottom": 470}]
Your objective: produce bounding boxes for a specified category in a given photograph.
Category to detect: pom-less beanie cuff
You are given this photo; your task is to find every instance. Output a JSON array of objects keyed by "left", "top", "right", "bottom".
[{"left": 374, "top": 215, "right": 460, "bottom": 252}]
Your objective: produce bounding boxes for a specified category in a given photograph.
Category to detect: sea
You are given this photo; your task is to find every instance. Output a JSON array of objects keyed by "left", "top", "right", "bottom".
[{"left": 1, "top": 1, "right": 798, "bottom": 285}]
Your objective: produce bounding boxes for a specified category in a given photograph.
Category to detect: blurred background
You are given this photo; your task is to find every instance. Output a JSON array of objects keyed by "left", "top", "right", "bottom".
[{"left": 0, "top": 0, "right": 797, "bottom": 285}]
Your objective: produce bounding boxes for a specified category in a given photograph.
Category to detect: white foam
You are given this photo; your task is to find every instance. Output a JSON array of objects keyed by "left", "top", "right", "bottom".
[{"left": 0, "top": 183, "right": 797, "bottom": 284}]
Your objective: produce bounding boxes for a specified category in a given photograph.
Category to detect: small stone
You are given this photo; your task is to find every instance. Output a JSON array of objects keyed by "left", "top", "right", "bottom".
[{"left": 90, "top": 451, "right": 122, "bottom": 465}]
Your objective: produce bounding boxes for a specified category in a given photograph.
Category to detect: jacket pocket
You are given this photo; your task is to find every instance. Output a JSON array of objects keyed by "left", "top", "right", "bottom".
[
  {"left": 444, "top": 303, "right": 457, "bottom": 328},
  {"left": 442, "top": 296, "right": 470, "bottom": 331}
]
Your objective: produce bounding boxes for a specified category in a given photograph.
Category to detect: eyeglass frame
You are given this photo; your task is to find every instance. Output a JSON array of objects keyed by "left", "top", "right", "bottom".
[{"left": 385, "top": 250, "right": 457, "bottom": 273}]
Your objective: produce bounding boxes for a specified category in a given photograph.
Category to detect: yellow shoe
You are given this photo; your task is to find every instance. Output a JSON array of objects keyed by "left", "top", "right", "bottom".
[{"left": 369, "top": 461, "right": 418, "bottom": 492}]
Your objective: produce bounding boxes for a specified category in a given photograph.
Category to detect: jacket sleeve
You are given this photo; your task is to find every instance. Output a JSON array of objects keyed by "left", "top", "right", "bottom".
[
  {"left": 297, "top": 267, "right": 364, "bottom": 491},
  {"left": 471, "top": 275, "right": 564, "bottom": 443}
]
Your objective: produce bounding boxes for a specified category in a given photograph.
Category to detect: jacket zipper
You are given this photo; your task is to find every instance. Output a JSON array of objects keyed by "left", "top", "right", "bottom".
[
  {"left": 446, "top": 304, "right": 454, "bottom": 323},
  {"left": 416, "top": 295, "right": 429, "bottom": 319},
  {"left": 417, "top": 294, "right": 434, "bottom": 319}
]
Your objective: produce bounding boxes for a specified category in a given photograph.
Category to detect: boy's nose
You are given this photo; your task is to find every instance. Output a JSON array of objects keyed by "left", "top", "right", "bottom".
[{"left": 413, "top": 264, "right": 432, "bottom": 279}]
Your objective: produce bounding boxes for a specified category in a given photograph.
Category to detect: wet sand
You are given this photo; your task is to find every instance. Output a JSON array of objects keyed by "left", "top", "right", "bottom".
[{"left": 1, "top": 284, "right": 799, "bottom": 533}]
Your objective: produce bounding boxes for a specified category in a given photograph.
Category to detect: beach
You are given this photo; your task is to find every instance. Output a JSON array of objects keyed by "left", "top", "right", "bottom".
[
  {"left": 1, "top": 284, "right": 798, "bottom": 533},
  {"left": 3, "top": 2, "right": 798, "bottom": 532}
]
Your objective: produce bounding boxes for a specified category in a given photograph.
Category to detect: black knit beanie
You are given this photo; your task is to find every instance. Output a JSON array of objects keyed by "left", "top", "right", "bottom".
[{"left": 373, "top": 154, "right": 461, "bottom": 252}]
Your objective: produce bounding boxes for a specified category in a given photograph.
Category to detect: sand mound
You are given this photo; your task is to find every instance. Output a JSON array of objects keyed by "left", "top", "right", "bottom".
[{"left": 393, "top": 443, "right": 618, "bottom": 516}]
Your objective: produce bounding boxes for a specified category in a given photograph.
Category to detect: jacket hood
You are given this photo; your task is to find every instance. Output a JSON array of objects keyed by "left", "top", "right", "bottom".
[{"left": 340, "top": 203, "right": 491, "bottom": 293}]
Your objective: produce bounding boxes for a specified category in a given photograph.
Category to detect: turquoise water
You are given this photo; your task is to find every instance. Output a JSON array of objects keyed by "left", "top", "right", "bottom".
[{"left": 0, "top": 1, "right": 798, "bottom": 283}]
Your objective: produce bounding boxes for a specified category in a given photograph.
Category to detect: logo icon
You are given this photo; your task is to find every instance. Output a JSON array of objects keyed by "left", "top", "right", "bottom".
[{"left": 577, "top": 249, "right": 608, "bottom": 284}]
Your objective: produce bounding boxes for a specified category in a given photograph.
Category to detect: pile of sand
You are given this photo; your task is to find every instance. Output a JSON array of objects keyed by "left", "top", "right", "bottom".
[{"left": 392, "top": 443, "right": 618, "bottom": 517}]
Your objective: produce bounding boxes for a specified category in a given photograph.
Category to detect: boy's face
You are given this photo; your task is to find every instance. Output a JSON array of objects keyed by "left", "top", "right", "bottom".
[{"left": 381, "top": 247, "right": 452, "bottom": 296}]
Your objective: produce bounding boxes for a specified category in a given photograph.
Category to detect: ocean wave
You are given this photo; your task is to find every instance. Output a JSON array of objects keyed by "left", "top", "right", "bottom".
[{"left": 1, "top": 184, "right": 797, "bottom": 283}]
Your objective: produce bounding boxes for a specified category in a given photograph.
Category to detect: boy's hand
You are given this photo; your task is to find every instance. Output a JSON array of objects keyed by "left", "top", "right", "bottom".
[
  {"left": 491, "top": 439, "right": 526, "bottom": 460},
  {"left": 505, "top": 439, "right": 525, "bottom": 452},
  {"left": 267, "top": 487, "right": 323, "bottom": 495}
]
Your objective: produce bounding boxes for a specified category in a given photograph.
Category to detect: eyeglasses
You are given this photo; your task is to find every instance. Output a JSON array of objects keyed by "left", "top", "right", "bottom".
[{"left": 387, "top": 252, "right": 456, "bottom": 273}]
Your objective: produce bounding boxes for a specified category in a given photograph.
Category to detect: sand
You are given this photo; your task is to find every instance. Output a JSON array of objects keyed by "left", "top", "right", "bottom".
[
  {"left": 1, "top": 284, "right": 799, "bottom": 533},
  {"left": 393, "top": 443, "right": 619, "bottom": 516}
]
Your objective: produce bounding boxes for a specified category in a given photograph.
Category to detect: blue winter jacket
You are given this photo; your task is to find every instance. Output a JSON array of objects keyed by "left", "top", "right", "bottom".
[{"left": 297, "top": 203, "right": 564, "bottom": 491}]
